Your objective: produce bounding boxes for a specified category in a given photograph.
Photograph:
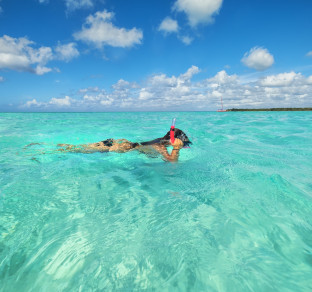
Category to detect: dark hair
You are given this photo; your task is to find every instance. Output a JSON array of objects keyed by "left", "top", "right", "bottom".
[
  {"left": 140, "top": 128, "right": 192, "bottom": 147},
  {"left": 161, "top": 128, "right": 192, "bottom": 147}
]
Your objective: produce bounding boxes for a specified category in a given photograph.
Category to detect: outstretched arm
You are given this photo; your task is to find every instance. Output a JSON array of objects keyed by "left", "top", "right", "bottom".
[
  {"left": 57, "top": 139, "right": 135, "bottom": 153},
  {"left": 57, "top": 142, "right": 110, "bottom": 153},
  {"left": 152, "top": 138, "right": 183, "bottom": 162}
]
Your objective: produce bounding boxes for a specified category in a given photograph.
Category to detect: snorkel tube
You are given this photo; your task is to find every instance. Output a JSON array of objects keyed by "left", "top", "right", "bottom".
[{"left": 170, "top": 118, "right": 176, "bottom": 144}]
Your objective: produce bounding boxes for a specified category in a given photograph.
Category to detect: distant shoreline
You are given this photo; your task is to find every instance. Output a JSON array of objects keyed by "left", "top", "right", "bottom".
[{"left": 226, "top": 108, "right": 312, "bottom": 112}]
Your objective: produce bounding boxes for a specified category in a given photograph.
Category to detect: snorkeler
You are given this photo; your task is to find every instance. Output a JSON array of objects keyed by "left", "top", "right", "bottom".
[{"left": 57, "top": 122, "right": 192, "bottom": 162}]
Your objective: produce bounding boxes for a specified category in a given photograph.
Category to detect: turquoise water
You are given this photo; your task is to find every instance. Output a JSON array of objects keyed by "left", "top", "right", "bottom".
[{"left": 0, "top": 112, "right": 312, "bottom": 291}]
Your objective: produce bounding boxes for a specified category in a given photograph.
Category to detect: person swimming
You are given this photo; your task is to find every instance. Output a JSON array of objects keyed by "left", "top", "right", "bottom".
[{"left": 57, "top": 127, "right": 192, "bottom": 162}]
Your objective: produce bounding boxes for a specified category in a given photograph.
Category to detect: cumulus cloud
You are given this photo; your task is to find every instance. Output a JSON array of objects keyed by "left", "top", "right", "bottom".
[
  {"left": 181, "top": 65, "right": 200, "bottom": 80},
  {"left": 0, "top": 35, "right": 79, "bottom": 74},
  {"left": 55, "top": 42, "right": 79, "bottom": 61},
  {"left": 25, "top": 99, "right": 43, "bottom": 107},
  {"left": 173, "top": 0, "right": 223, "bottom": 27},
  {"left": 158, "top": 17, "right": 194, "bottom": 45},
  {"left": 35, "top": 66, "right": 52, "bottom": 75},
  {"left": 158, "top": 17, "right": 179, "bottom": 34},
  {"left": 260, "top": 72, "right": 299, "bottom": 87},
  {"left": 49, "top": 95, "right": 72, "bottom": 106},
  {"left": 207, "top": 70, "right": 238, "bottom": 86},
  {"left": 0, "top": 35, "right": 53, "bottom": 74},
  {"left": 73, "top": 10, "right": 143, "bottom": 48},
  {"left": 22, "top": 67, "right": 312, "bottom": 110},
  {"left": 24, "top": 96, "right": 72, "bottom": 108},
  {"left": 241, "top": 47, "right": 274, "bottom": 71},
  {"left": 159, "top": 0, "right": 223, "bottom": 44}
]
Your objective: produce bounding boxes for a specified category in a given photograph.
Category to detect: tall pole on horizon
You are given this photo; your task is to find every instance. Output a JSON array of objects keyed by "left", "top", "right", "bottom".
[{"left": 217, "top": 96, "right": 226, "bottom": 112}]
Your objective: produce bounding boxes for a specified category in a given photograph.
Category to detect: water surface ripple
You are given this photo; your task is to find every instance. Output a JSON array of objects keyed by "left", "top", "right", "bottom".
[{"left": 0, "top": 112, "right": 312, "bottom": 291}]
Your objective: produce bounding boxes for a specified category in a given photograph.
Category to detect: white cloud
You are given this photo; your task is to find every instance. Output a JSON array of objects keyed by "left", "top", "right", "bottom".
[
  {"left": 306, "top": 51, "right": 312, "bottom": 57},
  {"left": 173, "top": 0, "right": 223, "bottom": 27},
  {"left": 0, "top": 76, "right": 4, "bottom": 82},
  {"left": 0, "top": 35, "right": 79, "bottom": 75},
  {"left": 112, "top": 79, "right": 138, "bottom": 91},
  {"left": 55, "top": 42, "right": 79, "bottom": 61},
  {"left": 49, "top": 95, "right": 72, "bottom": 106},
  {"left": 24, "top": 96, "right": 73, "bottom": 108},
  {"left": 22, "top": 67, "right": 312, "bottom": 110},
  {"left": 0, "top": 35, "right": 53, "bottom": 74},
  {"left": 39, "top": 0, "right": 95, "bottom": 11},
  {"left": 0, "top": 52, "right": 30, "bottom": 71},
  {"left": 35, "top": 65, "right": 52, "bottom": 75},
  {"left": 65, "top": 0, "right": 93, "bottom": 11},
  {"left": 207, "top": 70, "right": 238, "bottom": 87},
  {"left": 29, "top": 46, "right": 53, "bottom": 64},
  {"left": 181, "top": 65, "right": 200, "bottom": 80},
  {"left": 158, "top": 17, "right": 179, "bottom": 34},
  {"left": 179, "top": 35, "right": 193, "bottom": 45},
  {"left": 158, "top": 18, "right": 194, "bottom": 45},
  {"left": 139, "top": 88, "right": 153, "bottom": 100},
  {"left": 25, "top": 99, "right": 43, "bottom": 107},
  {"left": 260, "top": 72, "right": 298, "bottom": 87},
  {"left": 159, "top": 0, "right": 223, "bottom": 44},
  {"left": 100, "top": 98, "right": 113, "bottom": 106},
  {"left": 241, "top": 47, "right": 274, "bottom": 71},
  {"left": 74, "top": 10, "right": 143, "bottom": 48}
]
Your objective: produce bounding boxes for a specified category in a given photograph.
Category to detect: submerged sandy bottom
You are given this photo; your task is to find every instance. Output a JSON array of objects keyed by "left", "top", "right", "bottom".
[{"left": 0, "top": 112, "right": 312, "bottom": 291}]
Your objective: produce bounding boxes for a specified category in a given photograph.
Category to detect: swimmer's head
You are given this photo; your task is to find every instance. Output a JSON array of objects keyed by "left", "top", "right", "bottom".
[{"left": 162, "top": 128, "right": 192, "bottom": 147}]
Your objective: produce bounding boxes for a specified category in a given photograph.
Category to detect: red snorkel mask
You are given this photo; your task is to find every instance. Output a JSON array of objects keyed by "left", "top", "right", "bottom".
[{"left": 170, "top": 118, "right": 176, "bottom": 144}]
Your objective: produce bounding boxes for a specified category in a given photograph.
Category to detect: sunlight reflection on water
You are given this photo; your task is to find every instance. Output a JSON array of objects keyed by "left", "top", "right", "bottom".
[{"left": 0, "top": 112, "right": 312, "bottom": 291}]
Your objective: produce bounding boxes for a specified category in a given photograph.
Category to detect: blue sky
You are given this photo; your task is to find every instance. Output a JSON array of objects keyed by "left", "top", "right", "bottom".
[{"left": 0, "top": 0, "right": 312, "bottom": 111}]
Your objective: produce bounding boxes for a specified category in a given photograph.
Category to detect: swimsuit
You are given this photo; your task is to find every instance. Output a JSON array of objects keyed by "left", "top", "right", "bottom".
[
  {"left": 101, "top": 139, "right": 139, "bottom": 149},
  {"left": 101, "top": 139, "right": 114, "bottom": 147}
]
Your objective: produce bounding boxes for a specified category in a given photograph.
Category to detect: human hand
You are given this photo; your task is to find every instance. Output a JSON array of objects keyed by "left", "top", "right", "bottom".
[{"left": 171, "top": 138, "right": 183, "bottom": 149}]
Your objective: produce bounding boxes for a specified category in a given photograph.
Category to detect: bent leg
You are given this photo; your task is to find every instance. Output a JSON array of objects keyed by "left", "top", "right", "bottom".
[
  {"left": 57, "top": 142, "right": 110, "bottom": 153},
  {"left": 109, "top": 140, "right": 137, "bottom": 153}
]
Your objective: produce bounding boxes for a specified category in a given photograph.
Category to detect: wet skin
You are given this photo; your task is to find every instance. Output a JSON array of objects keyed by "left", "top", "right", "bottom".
[{"left": 57, "top": 138, "right": 184, "bottom": 162}]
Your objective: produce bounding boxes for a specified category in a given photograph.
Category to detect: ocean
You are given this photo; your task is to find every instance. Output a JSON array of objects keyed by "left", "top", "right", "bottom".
[{"left": 0, "top": 112, "right": 312, "bottom": 291}]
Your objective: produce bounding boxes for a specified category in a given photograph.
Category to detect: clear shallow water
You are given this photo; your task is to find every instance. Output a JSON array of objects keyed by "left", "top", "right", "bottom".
[{"left": 0, "top": 112, "right": 312, "bottom": 291}]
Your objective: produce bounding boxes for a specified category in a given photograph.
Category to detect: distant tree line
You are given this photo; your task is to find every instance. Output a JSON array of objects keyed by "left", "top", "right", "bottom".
[{"left": 226, "top": 108, "right": 312, "bottom": 111}]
